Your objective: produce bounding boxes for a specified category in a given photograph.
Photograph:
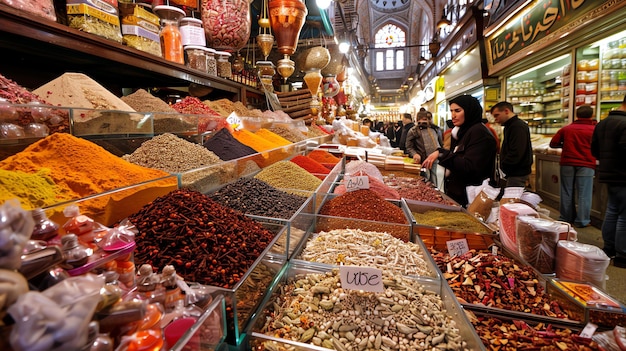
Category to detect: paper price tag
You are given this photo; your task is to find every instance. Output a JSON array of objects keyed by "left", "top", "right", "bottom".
[
  {"left": 339, "top": 266, "right": 384, "bottom": 293},
  {"left": 226, "top": 112, "right": 242, "bottom": 130},
  {"left": 344, "top": 175, "right": 369, "bottom": 192},
  {"left": 446, "top": 238, "right": 469, "bottom": 257},
  {"left": 578, "top": 322, "right": 598, "bottom": 339}
]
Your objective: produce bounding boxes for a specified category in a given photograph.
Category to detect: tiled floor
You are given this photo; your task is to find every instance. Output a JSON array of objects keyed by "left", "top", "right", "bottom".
[{"left": 541, "top": 205, "right": 626, "bottom": 305}]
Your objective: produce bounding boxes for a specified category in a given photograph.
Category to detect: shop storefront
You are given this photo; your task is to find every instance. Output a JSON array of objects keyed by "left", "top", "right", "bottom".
[{"left": 484, "top": 0, "right": 626, "bottom": 223}]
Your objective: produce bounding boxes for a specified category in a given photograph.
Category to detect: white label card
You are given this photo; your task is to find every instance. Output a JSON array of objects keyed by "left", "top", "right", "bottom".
[
  {"left": 447, "top": 238, "right": 469, "bottom": 257},
  {"left": 344, "top": 175, "right": 369, "bottom": 192},
  {"left": 339, "top": 266, "right": 384, "bottom": 293},
  {"left": 226, "top": 112, "right": 242, "bottom": 130},
  {"left": 578, "top": 322, "right": 598, "bottom": 339}
]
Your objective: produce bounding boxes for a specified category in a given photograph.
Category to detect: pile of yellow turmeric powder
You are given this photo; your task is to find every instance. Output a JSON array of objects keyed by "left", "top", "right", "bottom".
[
  {"left": 0, "top": 133, "right": 176, "bottom": 225},
  {"left": 0, "top": 168, "right": 70, "bottom": 210}
]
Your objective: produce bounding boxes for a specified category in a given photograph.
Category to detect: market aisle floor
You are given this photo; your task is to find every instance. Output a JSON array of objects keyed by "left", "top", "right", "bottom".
[{"left": 541, "top": 204, "right": 626, "bottom": 305}]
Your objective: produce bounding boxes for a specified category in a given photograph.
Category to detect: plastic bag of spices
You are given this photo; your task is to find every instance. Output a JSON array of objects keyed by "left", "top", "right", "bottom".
[
  {"left": 7, "top": 274, "right": 105, "bottom": 351},
  {"left": 515, "top": 215, "right": 566, "bottom": 274},
  {"left": 467, "top": 181, "right": 500, "bottom": 222},
  {"left": 67, "top": 0, "right": 123, "bottom": 43},
  {"left": 0, "top": 199, "right": 35, "bottom": 270}
]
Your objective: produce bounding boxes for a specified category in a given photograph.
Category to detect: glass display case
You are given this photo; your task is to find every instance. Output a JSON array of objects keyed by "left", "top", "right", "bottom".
[{"left": 506, "top": 54, "right": 571, "bottom": 134}]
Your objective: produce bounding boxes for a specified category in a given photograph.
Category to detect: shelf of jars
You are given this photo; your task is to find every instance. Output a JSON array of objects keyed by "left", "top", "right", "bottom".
[
  {"left": 574, "top": 33, "right": 626, "bottom": 120},
  {"left": 0, "top": 4, "right": 263, "bottom": 102}
]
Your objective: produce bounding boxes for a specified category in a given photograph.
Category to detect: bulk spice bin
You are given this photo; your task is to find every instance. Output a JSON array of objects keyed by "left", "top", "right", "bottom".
[
  {"left": 402, "top": 199, "right": 497, "bottom": 250},
  {"left": 546, "top": 279, "right": 626, "bottom": 330},
  {"left": 169, "top": 294, "right": 227, "bottom": 351},
  {"left": 246, "top": 261, "right": 485, "bottom": 351},
  {"left": 290, "top": 216, "right": 441, "bottom": 281}
]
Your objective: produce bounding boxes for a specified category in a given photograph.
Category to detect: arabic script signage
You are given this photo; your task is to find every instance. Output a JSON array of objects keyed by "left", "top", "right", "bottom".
[{"left": 488, "top": 0, "right": 597, "bottom": 66}]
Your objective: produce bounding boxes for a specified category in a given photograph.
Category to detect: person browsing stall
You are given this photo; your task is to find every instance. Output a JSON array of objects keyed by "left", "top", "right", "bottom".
[
  {"left": 549, "top": 105, "right": 597, "bottom": 228},
  {"left": 490, "top": 101, "right": 533, "bottom": 188},
  {"left": 405, "top": 110, "right": 443, "bottom": 186},
  {"left": 398, "top": 113, "right": 414, "bottom": 152},
  {"left": 421, "top": 95, "right": 497, "bottom": 207}
]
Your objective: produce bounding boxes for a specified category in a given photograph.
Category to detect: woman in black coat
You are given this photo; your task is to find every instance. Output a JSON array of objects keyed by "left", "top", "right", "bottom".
[{"left": 421, "top": 95, "right": 497, "bottom": 206}]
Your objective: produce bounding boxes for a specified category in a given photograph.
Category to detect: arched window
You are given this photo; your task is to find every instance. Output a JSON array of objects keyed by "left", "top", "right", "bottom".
[{"left": 374, "top": 24, "right": 405, "bottom": 71}]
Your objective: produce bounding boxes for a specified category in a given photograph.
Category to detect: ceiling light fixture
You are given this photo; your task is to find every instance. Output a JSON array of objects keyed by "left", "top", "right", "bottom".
[
  {"left": 338, "top": 40, "right": 351, "bottom": 53},
  {"left": 419, "top": 56, "right": 427, "bottom": 65},
  {"left": 316, "top": 0, "right": 332, "bottom": 10},
  {"left": 436, "top": 14, "right": 451, "bottom": 30}
]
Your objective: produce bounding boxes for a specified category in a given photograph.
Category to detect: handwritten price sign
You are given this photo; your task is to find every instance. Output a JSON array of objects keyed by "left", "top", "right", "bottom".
[
  {"left": 339, "top": 266, "right": 383, "bottom": 293},
  {"left": 344, "top": 175, "right": 369, "bottom": 192},
  {"left": 446, "top": 238, "right": 469, "bottom": 257}
]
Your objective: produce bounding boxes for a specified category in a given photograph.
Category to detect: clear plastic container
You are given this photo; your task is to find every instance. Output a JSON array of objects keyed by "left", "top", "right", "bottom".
[
  {"left": 184, "top": 45, "right": 207, "bottom": 71},
  {"left": 215, "top": 51, "right": 232, "bottom": 78}
]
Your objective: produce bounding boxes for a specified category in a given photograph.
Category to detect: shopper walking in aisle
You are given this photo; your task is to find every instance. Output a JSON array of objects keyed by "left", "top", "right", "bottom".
[
  {"left": 490, "top": 101, "right": 533, "bottom": 188},
  {"left": 591, "top": 96, "right": 626, "bottom": 268},
  {"left": 421, "top": 95, "right": 497, "bottom": 207},
  {"left": 406, "top": 110, "right": 443, "bottom": 186},
  {"left": 549, "top": 105, "right": 597, "bottom": 228},
  {"left": 393, "top": 120, "right": 403, "bottom": 147},
  {"left": 398, "top": 113, "right": 414, "bottom": 152}
]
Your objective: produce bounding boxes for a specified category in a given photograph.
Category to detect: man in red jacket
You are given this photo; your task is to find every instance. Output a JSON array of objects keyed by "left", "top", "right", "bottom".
[{"left": 550, "top": 105, "right": 597, "bottom": 228}]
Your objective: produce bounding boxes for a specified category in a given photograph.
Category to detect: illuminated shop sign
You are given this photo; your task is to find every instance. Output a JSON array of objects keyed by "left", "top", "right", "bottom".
[{"left": 488, "top": 0, "right": 598, "bottom": 66}]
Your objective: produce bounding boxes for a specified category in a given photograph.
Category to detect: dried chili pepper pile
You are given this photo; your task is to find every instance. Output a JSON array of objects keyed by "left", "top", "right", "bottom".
[
  {"left": 128, "top": 188, "right": 276, "bottom": 288},
  {"left": 430, "top": 249, "right": 569, "bottom": 319},
  {"left": 470, "top": 315, "right": 602, "bottom": 351}
]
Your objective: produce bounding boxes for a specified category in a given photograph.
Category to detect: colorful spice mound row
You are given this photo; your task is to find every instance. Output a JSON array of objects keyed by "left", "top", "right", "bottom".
[
  {"left": 0, "top": 133, "right": 175, "bottom": 224},
  {"left": 129, "top": 188, "right": 276, "bottom": 289},
  {"left": 430, "top": 249, "right": 569, "bottom": 319},
  {"left": 383, "top": 175, "right": 457, "bottom": 205},
  {"left": 334, "top": 171, "right": 400, "bottom": 200},
  {"left": 0, "top": 168, "right": 70, "bottom": 209}
]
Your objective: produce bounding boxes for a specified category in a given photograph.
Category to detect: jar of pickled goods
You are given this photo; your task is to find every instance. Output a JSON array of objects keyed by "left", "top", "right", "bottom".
[
  {"left": 201, "top": 0, "right": 251, "bottom": 52},
  {"left": 215, "top": 51, "right": 232, "bottom": 78},
  {"left": 154, "top": 6, "right": 186, "bottom": 64}
]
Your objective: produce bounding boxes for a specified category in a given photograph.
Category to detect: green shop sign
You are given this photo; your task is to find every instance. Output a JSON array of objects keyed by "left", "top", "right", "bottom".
[{"left": 488, "top": 0, "right": 598, "bottom": 65}]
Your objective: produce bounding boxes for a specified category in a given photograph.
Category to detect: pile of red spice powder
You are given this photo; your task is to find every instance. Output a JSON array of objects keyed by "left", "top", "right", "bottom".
[{"left": 290, "top": 155, "right": 330, "bottom": 180}]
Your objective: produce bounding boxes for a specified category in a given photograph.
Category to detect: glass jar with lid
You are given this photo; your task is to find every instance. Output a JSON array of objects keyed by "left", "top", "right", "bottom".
[
  {"left": 201, "top": 0, "right": 251, "bottom": 52},
  {"left": 154, "top": 6, "right": 186, "bottom": 64},
  {"left": 184, "top": 45, "right": 207, "bottom": 71},
  {"left": 256, "top": 61, "right": 275, "bottom": 90},
  {"left": 215, "top": 51, "right": 232, "bottom": 78},
  {"left": 180, "top": 17, "right": 206, "bottom": 47},
  {"left": 205, "top": 48, "right": 217, "bottom": 76}
]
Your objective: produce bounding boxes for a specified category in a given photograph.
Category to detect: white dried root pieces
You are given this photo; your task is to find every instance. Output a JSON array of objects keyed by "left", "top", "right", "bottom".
[
  {"left": 258, "top": 270, "right": 470, "bottom": 351},
  {"left": 300, "top": 229, "right": 434, "bottom": 278}
]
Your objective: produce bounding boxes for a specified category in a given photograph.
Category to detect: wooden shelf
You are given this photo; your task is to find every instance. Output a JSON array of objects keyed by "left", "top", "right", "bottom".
[{"left": 0, "top": 4, "right": 262, "bottom": 102}]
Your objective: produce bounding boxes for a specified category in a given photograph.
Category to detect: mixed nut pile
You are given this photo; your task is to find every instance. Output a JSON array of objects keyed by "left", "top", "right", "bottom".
[{"left": 256, "top": 269, "right": 471, "bottom": 351}]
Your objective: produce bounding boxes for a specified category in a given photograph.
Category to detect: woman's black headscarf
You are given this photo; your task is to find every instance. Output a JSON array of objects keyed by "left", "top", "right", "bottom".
[{"left": 449, "top": 95, "right": 483, "bottom": 140}]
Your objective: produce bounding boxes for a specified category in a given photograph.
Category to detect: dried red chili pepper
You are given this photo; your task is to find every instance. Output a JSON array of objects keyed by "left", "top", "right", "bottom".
[{"left": 128, "top": 188, "right": 276, "bottom": 289}]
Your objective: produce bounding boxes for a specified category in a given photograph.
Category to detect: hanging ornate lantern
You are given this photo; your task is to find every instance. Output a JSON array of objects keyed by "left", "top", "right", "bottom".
[
  {"left": 267, "top": 0, "right": 307, "bottom": 56},
  {"left": 256, "top": 0, "right": 274, "bottom": 60}
]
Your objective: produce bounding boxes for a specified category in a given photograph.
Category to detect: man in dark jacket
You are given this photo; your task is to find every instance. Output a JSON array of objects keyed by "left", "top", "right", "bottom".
[
  {"left": 399, "top": 113, "right": 414, "bottom": 152},
  {"left": 491, "top": 102, "right": 533, "bottom": 188},
  {"left": 591, "top": 96, "right": 626, "bottom": 268}
]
